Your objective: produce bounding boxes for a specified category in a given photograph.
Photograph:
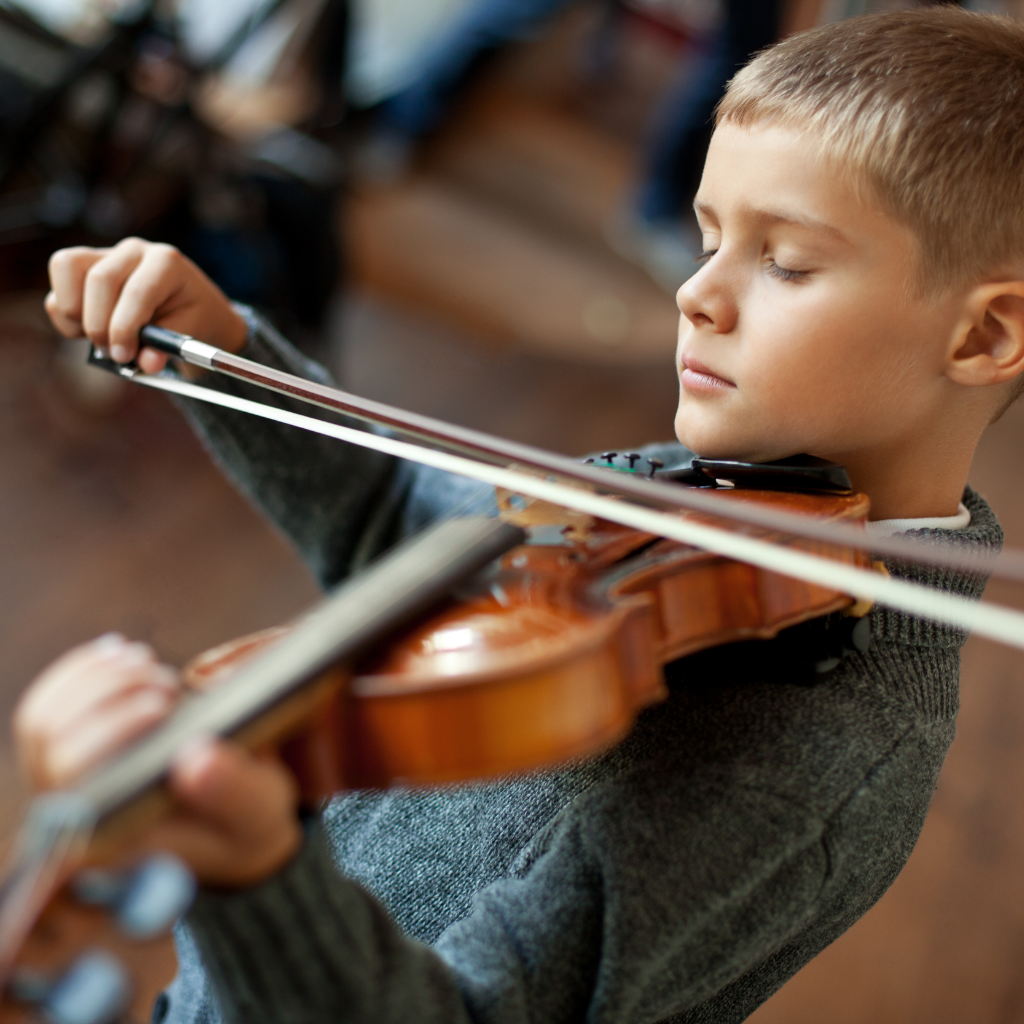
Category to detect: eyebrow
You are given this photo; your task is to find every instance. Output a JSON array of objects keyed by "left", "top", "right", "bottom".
[{"left": 693, "top": 201, "right": 850, "bottom": 243}]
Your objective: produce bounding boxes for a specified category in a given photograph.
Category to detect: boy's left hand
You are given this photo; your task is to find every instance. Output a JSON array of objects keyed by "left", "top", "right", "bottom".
[{"left": 14, "top": 635, "right": 302, "bottom": 888}]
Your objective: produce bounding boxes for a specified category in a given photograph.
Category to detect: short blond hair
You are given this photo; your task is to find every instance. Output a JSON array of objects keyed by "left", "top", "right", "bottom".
[{"left": 718, "top": 8, "right": 1024, "bottom": 293}]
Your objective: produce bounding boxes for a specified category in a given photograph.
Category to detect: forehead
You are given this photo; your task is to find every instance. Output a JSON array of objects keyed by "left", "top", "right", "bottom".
[{"left": 696, "top": 123, "right": 874, "bottom": 234}]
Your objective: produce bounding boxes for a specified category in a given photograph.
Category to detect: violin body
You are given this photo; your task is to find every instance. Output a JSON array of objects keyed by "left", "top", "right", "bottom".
[{"left": 187, "top": 488, "right": 872, "bottom": 791}]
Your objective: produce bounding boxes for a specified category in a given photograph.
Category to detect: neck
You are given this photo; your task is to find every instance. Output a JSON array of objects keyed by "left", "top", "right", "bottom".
[{"left": 822, "top": 428, "right": 980, "bottom": 522}]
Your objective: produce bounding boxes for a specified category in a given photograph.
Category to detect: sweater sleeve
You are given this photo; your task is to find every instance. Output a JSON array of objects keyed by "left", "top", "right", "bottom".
[
  {"left": 181, "top": 769, "right": 843, "bottom": 1024},
  {"left": 170, "top": 307, "right": 495, "bottom": 587},
  {"left": 185, "top": 826, "right": 474, "bottom": 1024}
]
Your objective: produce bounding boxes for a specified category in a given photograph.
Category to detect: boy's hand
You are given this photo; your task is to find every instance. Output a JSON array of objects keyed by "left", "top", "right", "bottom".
[
  {"left": 45, "top": 239, "right": 249, "bottom": 374},
  {"left": 14, "top": 635, "right": 301, "bottom": 888}
]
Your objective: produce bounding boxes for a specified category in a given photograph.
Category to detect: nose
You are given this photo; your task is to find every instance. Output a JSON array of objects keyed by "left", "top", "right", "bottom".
[{"left": 676, "top": 259, "right": 737, "bottom": 334}]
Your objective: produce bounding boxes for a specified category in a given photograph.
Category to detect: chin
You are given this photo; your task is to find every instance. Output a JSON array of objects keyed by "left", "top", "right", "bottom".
[
  {"left": 674, "top": 414, "right": 799, "bottom": 463},
  {"left": 674, "top": 411, "right": 746, "bottom": 459}
]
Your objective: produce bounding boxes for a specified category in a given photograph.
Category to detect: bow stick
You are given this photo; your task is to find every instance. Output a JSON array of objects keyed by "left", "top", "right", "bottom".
[{"left": 82, "top": 327, "right": 1024, "bottom": 651}]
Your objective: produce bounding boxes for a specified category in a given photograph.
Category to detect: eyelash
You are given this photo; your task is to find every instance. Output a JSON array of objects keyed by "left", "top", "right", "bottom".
[
  {"left": 694, "top": 251, "right": 808, "bottom": 283},
  {"left": 765, "top": 260, "right": 807, "bottom": 283}
]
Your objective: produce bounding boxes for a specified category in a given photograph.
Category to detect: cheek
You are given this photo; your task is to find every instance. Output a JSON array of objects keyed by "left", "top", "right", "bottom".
[{"left": 740, "top": 284, "right": 895, "bottom": 406}]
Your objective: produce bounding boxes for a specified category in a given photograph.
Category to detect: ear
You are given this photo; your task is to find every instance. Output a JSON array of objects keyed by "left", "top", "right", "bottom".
[{"left": 945, "top": 281, "right": 1024, "bottom": 389}]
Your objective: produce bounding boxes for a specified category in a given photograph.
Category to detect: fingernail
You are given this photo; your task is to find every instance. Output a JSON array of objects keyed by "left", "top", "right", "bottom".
[
  {"left": 122, "top": 642, "right": 154, "bottom": 665},
  {"left": 133, "top": 689, "right": 174, "bottom": 721},
  {"left": 173, "top": 735, "right": 217, "bottom": 775},
  {"left": 177, "top": 734, "right": 215, "bottom": 758},
  {"left": 151, "top": 665, "right": 180, "bottom": 689},
  {"left": 110, "top": 345, "right": 131, "bottom": 363},
  {"left": 94, "top": 632, "right": 127, "bottom": 653}
]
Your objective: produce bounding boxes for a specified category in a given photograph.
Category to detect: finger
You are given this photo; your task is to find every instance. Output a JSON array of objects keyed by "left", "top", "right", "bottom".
[
  {"left": 15, "top": 636, "right": 178, "bottom": 787},
  {"left": 170, "top": 740, "right": 296, "bottom": 831},
  {"left": 14, "top": 633, "right": 130, "bottom": 736},
  {"left": 136, "top": 348, "right": 169, "bottom": 374},
  {"left": 48, "top": 246, "right": 106, "bottom": 326},
  {"left": 42, "top": 686, "right": 176, "bottom": 787},
  {"left": 165, "top": 739, "right": 301, "bottom": 885},
  {"left": 15, "top": 636, "right": 173, "bottom": 738},
  {"left": 40, "top": 647, "right": 178, "bottom": 739},
  {"left": 108, "top": 244, "right": 190, "bottom": 360},
  {"left": 80, "top": 239, "right": 149, "bottom": 354},
  {"left": 44, "top": 291, "right": 84, "bottom": 338}
]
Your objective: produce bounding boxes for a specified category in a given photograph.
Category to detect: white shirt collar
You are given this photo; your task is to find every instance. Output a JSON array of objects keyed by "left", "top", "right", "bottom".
[{"left": 864, "top": 502, "right": 971, "bottom": 537}]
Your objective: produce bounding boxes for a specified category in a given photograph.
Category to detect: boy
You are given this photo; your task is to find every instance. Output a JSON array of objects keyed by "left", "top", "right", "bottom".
[{"left": 19, "top": 8, "right": 1024, "bottom": 1022}]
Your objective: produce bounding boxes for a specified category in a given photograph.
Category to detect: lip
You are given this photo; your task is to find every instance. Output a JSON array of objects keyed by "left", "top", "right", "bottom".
[{"left": 679, "top": 354, "right": 736, "bottom": 395}]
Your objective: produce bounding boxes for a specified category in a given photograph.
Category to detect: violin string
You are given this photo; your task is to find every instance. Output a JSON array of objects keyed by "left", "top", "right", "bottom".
[{"left": 120, "top": 369, "right": 1024, "bottom": 653}]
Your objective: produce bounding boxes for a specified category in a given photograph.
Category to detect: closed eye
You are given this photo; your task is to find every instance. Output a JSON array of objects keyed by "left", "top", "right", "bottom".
[
  {"left": 765, "top": 259, "right": 808, "bottom": 282},
  {"left": 695, "top": 250, "right": 718, "bottom": 265}
]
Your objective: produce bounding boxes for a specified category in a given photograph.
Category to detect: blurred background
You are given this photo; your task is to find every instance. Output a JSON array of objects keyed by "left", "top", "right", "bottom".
[{"left": 2, "top": 0, "right": 1024, "bottom": 1019}]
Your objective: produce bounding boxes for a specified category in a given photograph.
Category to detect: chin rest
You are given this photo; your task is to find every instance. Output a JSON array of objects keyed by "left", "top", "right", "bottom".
[{"left": 658, "top": 454, "right": 853, "bottom": 495}]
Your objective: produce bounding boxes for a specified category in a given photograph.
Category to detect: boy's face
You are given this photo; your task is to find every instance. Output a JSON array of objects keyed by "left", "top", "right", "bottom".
[{"left": 675, "top": 123, "right": 958, "bottom": 465}]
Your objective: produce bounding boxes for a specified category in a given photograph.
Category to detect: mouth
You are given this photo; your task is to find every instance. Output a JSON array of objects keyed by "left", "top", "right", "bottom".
[{"left": 679, "top": 354, "right": 736, "bottom": 395}]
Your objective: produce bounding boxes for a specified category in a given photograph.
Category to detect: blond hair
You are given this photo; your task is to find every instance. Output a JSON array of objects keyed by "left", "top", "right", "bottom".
[{"left": 718, "top": 8, "right": 1024, "bottom": 294}]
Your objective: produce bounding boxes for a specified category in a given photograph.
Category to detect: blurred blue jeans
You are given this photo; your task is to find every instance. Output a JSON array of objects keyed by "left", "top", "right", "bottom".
[{"left": 636, "top": 0, "right": 780, "bottom": 223}]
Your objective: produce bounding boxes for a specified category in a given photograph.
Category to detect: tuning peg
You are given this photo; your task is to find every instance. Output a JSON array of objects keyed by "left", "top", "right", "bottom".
[
  {"left": 601, "top": 452, "right": 618, "bottom": 467},
  {"left": 646, "top": 457, "right": 664, "bottom": 479},
  {"left": 45, "top": 950, "right": 130, "bottom": 1024},
  {"left": 116, "top": 853, "right": 197, "bottom": 940},
  {"left": 71, "top": 853, "right": 197, "bottom": 940},
  {"left": 8, "top": 953, "right": 130, "bottom": 1024},
  {"left": 71, "top": 868, "right": 127, "bottom": 908}
]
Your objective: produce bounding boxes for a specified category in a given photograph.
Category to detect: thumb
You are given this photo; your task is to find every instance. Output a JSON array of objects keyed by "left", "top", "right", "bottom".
[
  {"left": 169, "top": 737, "right": 298, "bottom": 838},
  {"left": 156, "top": 737, "right": 301, "bottom": 886}
]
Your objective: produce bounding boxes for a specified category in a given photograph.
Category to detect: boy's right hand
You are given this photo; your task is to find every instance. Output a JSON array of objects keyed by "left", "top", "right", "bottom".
[{"left": 46, "top": 238, "right": 248, "bottom": 374}]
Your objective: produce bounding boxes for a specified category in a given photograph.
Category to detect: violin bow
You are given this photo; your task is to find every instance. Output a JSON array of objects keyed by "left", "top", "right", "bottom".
[
  {"left": 84, "top": 326, "right": 1024, "bottom": 652},
  {"left": 127, "top": 326, "right": 1021, "bottom": 579}
]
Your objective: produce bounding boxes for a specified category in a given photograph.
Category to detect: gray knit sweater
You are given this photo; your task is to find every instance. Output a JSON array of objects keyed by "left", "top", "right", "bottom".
[{"left": 156, "top": 312, "right": 1002, "bottom": 1024}]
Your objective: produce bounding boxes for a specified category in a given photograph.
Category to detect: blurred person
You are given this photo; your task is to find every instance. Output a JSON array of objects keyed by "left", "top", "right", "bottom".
[
  {"left": 608, "top": 0, "right": 783, "bottom": 289},
  {"left": 353, "top": 0, "right": 575, "bottom": 179},
  {"left": 357, "top": 0, "right": 967, "bottom": 292},
  {"left": 354, "top": 0, "right": 785, "bottom": 293}
]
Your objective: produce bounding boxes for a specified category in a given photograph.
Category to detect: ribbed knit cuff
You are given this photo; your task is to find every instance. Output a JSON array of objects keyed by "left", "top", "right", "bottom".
[
  {"left": 185, "top": 823, "right": 469, "bottom": 1024},
  {"left": 186, "top": 825, "right": 376, "bottom": 1024}
]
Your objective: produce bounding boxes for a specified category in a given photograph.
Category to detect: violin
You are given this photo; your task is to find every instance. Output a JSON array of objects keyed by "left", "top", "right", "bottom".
[
  {"left": 0, "top": 324, "right": 1019, "bottom": 1024},
  {"left": 0, "top": 489, "right": 869, "bottom": 1024}
]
